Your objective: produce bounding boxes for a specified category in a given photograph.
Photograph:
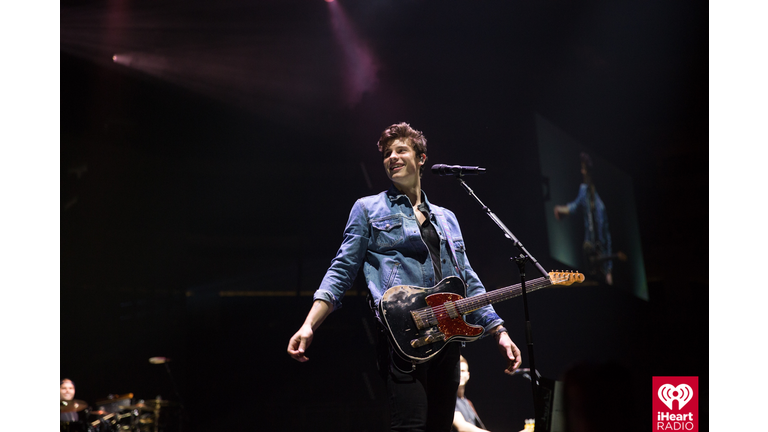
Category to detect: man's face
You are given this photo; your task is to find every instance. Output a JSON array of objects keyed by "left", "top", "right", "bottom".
[
  {"left": 383, "top": 139, "right": 423, "bottom": 186},
  {"left": 60, "top": 380, "right": 75, "bottom": 401},
  {"left": 459, "top": 362, "right": 470, "bottom": 386}
]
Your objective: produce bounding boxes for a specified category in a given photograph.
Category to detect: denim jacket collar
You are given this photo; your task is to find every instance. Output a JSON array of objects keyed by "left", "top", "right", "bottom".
[{"left": 386, "top": 183, "right": 433, "bottom": 212}]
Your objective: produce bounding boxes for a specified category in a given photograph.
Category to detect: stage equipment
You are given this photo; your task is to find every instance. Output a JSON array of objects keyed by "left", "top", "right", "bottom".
[
  {"left": 431, "top": 164, "right": 487, "bottom": 176},
  {"left": 440, "top": 167, "right": 566, "bottom": 432}
]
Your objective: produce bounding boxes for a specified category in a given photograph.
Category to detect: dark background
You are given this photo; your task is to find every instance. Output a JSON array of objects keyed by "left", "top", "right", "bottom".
[{"left": 60, "top": 0, "right": 707, "bottom": 431}]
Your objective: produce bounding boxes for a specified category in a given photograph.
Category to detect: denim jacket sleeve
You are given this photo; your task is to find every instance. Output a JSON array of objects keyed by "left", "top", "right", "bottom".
[
  {"left": 313, "top": 199, "right": 370, "bottom": 310},
  {"left": 566, "top": 183, "right": 588, "bottom": 214},
  {"left": 462, "top": 250, "right": 504, "bottom": 334}
]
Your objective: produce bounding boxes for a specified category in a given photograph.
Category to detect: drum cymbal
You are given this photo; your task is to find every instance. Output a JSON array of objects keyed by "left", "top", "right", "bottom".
[
  {"left": 144, "top": 400, "right": 179, "bottom": 410},
  {"left": 144, "top": 400, "right": 176, "bottom": 407},
  {"left": 95, "top": 393, "right": 133, "bottom": 406},
  {"left": 121, "top": 403, "right": 155, "bottom": 411},
  {"left": 122, "top": 400, "right": 178, "bottom": 411},
  {"left": 61, "top": 399, "right": 89, "bottom": 413}
]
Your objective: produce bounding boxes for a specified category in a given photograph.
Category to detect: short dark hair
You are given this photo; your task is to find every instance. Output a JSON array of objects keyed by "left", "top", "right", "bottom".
[
  {"left": 61, "top": 378, "right": 75, "bottom": 387},
  {"left": 580, "top": 152, "right": 593, "bottom": 171},
  {"left": 377, "top": 122, "right": 428, "bottom": 176}
]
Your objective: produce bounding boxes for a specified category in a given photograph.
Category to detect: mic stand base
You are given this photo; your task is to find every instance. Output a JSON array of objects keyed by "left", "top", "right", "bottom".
[{"left": 513, "top": 255, "right": 543, "bottom": 429}]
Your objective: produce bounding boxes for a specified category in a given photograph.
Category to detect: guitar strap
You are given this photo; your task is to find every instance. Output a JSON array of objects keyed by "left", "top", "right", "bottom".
[{"left": 433, "top": 210, "right": 463, "bottom": 280}]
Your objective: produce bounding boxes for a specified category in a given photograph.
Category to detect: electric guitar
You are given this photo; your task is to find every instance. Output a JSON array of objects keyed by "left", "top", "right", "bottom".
[{"left": 378, "top": 271, "right": 584, "bottom": 363}]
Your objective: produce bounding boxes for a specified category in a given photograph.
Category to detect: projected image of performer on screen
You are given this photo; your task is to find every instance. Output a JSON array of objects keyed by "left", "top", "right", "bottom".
[
  {"left": 536, "top": 113, "right": 647, "bottom": 298},
  {"left": 553, "top": 152, "right": 624, "bottom": 286}
]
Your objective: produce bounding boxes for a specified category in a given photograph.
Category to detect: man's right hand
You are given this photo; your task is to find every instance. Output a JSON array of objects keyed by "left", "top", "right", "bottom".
[
  {"left": 553, "top": 205, "right": 568, "bottom": 220},
  {"left": 287, "top": 324, "right": 314, "bottom": 362}
]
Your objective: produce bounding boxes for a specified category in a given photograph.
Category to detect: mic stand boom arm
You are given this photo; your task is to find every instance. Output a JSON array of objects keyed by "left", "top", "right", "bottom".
[
  {"left": 455, "top": 176, "right": 548, "bottom": 278},
  {"left": 454, "top": 174, "right": 548, "bottom": 426}
]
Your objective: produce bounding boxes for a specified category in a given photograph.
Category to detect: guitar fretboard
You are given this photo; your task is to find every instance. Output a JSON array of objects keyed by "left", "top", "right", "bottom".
[{"left": 454, "top": 276, "right": 552, "bottom": 315}]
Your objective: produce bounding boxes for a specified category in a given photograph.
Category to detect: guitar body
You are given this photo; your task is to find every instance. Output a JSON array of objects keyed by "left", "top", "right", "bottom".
[
  {"left": 378, "top": 276, "right": 485, "bottom": 364},
  {"left": 377, "top": 271, "right": 584, "bottom": 364}
]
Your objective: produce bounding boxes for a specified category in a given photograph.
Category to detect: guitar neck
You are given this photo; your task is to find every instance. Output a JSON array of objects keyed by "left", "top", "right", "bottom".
[{"left": 455, "top": 276, "right": 552, "bottom": 315}]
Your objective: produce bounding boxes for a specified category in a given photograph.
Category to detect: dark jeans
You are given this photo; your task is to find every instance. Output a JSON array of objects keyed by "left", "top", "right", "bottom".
[{"left": 379, "top": 338, "right": 461, "bottom": 432}]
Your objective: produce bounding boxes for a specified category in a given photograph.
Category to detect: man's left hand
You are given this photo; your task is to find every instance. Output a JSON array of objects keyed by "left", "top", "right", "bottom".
[{"left": 495, "top": 330, "right": 522, "bottom": 374}]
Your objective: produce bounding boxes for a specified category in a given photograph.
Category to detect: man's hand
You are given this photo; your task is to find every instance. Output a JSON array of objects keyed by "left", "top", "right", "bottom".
[
  {"left": 287, "top": 299, "right": 333, "bottom": 362},
  {"left": 495, "top": 331, "right": 522, "bottom": 375},
  {"left": 287, "top": 324, "right": 314, "bottom": 362},
  {"left": 553, "top": 205, "right": 569, "bottom": 221}
]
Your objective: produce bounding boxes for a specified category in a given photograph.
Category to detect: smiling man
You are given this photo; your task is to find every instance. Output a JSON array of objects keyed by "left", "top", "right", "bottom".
[
  {"left": 287, "top": 122, "right": 521, "bottom": 432},
  {"left": 60, "top": 379, "right": 78, "bottom": 422}
]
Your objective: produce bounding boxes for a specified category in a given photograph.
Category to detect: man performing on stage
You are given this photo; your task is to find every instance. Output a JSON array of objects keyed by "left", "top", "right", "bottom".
[{"left": 287, "top": 122, "right": 521, "bottom": 432}]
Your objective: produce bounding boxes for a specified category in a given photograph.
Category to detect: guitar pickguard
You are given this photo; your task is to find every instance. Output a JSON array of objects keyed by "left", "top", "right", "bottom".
[{"left": 425, "top": 293, "right": 484, "bottom": 339}]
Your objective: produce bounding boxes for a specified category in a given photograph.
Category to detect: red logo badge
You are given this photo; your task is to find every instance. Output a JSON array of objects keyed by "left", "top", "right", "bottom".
[{"left": 653, "top": 376, "right": 698, "bottom": 431}]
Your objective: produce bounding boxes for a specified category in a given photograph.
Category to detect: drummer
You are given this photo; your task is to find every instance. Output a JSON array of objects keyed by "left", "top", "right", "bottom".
[{"left": 60, "top": 379, "right": 79, "bottom": 422}]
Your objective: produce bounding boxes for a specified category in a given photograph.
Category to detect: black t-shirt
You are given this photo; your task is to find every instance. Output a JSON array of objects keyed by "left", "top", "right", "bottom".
[
  {"left": 453, "top": 396, "right": 486, "bottom": 430},
  {"left": 417, "top": 202, "right": 442, "bottom": 282}
]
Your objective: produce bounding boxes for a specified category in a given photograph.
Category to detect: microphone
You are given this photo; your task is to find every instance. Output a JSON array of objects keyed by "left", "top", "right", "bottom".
[
  {"left": 149, "top": 357, "right": 171, "bottom": 364},
  {"left": 431, "top": 164, "right": 486, "bottom": 176}
]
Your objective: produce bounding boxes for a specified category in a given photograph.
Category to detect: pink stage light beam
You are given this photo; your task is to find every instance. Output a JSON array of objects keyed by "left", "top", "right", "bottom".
[{"left": 327, "top": 1, "right": 379, "bottom": 107}]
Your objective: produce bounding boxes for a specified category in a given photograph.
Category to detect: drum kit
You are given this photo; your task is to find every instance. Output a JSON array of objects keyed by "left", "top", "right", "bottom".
[{"left": 60, "top": 393, "right": 179, "bottom": 432}]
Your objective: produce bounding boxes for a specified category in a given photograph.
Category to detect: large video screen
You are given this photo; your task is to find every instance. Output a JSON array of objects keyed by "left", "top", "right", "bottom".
[{"left": 536, "top": 114, "right": 648, "bottom": 300}]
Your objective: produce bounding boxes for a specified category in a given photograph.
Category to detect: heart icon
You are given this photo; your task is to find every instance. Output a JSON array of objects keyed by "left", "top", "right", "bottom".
[{"left": 658, "top": 384, "right": 693, "bottom": 410}]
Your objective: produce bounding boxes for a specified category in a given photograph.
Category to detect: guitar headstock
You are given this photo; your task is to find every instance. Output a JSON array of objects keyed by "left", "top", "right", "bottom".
[{"left": 548, "top": 270, "right": 585, "bottom": 286}]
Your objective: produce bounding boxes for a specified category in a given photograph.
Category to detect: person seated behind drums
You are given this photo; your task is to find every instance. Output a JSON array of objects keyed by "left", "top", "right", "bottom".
[{"left": 60, "top": 379, "right": 79, "bottom": 423}]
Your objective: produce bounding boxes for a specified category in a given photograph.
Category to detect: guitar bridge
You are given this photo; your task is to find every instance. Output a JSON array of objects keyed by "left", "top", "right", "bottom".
[
  {"left": 411, "top": 310, "right": 429, "bottom": 330},
  {"left": 410, "top": 332, "right": 445, "bottom": 348}
]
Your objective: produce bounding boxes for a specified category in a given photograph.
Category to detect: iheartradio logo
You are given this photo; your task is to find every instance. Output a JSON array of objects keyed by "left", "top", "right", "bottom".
[
  {"left": 653, "top": 377, "right": 698, "bottom": 432},
  {"left": 658, "top": 384, "right": 694, "bottom": 410}
]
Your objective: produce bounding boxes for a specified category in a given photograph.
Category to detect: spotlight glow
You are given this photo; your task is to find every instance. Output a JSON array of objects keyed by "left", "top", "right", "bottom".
[
  {"left": 328, "top": 0, "right": 378, "bottom": 106},
  {"left": 62, "top": 3, "right": 355, "bottom": 123}
]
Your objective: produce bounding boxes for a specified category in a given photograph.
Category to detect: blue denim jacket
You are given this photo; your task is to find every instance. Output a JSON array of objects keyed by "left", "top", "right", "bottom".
[
  {"left": 314, "top": 185, "right": 504, "bottom": 334},
  {"left": 567, "top": 183, "right": 612, "bottom": 273}
]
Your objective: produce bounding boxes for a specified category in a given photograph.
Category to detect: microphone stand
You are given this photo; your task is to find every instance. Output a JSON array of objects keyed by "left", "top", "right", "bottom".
[
  {"left": 163, "top": 361, "right": 189, "bottom": 432},
  {"left": 453, "top": 174, "right": 550, "bottom": 429}
]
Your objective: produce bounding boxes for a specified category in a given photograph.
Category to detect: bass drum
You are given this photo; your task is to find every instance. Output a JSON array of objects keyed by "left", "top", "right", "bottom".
[
  {"left": 61, "top": 409, "right": 87, "bottom": 432},
  {"left": 60, "top": 421, "right": 86, "bottom": 432}
]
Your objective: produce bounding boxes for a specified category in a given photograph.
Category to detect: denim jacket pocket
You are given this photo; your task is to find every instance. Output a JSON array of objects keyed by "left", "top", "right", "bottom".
[
  {"left": 371, "top": 216, "right": 405, "bottom": 249},
  {"left": 385, "top": 262, "right": 401, "bottom": 290}
]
